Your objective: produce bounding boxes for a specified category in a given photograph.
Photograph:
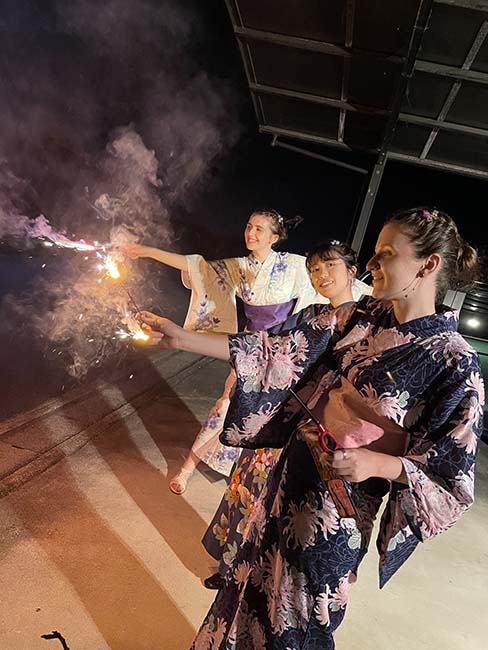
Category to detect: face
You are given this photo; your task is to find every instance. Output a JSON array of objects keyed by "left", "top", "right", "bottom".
[
  {"left": 308, "top": 255, "right": 354, "bottom": 306},
  {"left": 244, "top": 214, "right": 279, "bottom": 252},
  {"left": 366, "top": 222, "right": 423, "bottom": 300}
]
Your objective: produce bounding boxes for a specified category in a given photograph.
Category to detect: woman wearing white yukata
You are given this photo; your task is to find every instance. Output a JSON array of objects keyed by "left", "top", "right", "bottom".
[
  {"left": 137, "top": 207, "right": 483, "bottom": 650},
  {"left": 123, "top": 209, "right": 367, "bottom": 494}
]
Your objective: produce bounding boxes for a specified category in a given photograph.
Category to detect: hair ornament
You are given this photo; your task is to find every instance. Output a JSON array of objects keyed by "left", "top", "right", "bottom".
[
  {"left": 330, "top": 239, "right": 340, "bottom": 245},
  {"left": 421, "top": 209, "right": 434, "bottom": 222}
]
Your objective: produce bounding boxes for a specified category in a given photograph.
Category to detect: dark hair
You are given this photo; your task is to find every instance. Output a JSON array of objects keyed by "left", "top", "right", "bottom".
[
  {"left": 306, "top": 240, "right": 358, "bottom": 273},
  {"left": 386, "top": 207, "right": 480, "bottom": 296},
  {"left": 251, "top": 209, "right": 303, "bottom": 244}
]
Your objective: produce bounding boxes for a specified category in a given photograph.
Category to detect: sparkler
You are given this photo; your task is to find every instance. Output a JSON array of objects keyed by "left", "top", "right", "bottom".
[{"left": 101, "top": 254, "right": 142, "bottom": 312}]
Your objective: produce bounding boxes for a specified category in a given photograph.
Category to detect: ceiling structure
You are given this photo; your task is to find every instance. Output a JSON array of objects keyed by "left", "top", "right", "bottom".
[{"left": 224, "top": 0, "right": 488, "bottom": 251}]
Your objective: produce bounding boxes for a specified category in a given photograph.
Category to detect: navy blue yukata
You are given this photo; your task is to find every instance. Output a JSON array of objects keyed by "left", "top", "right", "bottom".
[{"left": 191, "top": 297, "right": 484, "bottom": 650}]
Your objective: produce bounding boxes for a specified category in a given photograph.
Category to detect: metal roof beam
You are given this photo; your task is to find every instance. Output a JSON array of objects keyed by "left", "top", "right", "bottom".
[
  {"left": 435, "top": 0, "right": 488, "bottom": 11},
  {"left": 233, "top": 26, "right": 405, "bottom": 64},
  {"left": 339, "top": 0, "right": 357, "bottom": 142},
  {"left": 419, "top": 19, "right": 488, "bottom": 158},
  {"left": 249, "top": 82, "right": 391, "bottom": 116},
  {"left": 259, "top": 125, "right": 355, "bottom": 150},
  {"left": 271, "top": 136, "right": 368, "bottom": 174},
  {"left": 399, "top": 112, "right": 488, "bottom": 137},
  {"left": 415, "top": 59, "right": 488, "bottom": 84},
  {"left": 389, "top": 152, "right": 488, "bottom": 178}
]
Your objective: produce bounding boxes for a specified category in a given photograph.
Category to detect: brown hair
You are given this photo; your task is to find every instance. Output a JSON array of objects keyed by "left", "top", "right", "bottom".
[
  {"left": 386, "top": 207, "right": 480, "bottom": 297},
  {"left": 251, "top": 209, "right": 303, "bottom": 245}
]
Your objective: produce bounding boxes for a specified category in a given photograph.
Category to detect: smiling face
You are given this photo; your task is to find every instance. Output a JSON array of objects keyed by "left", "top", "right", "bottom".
[
  {"left": 308, "top": 254, "right": 355, "bottom": 307},
  {"left": 366, "top": 222, "right": 424, "bottom": 300},
  {"left": 244, "top": 213, "right": 280, "bottom": 254}
]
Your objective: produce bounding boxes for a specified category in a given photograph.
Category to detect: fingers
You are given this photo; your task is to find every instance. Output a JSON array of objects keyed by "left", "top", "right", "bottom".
[
  {"left": 136, "top": 310, "right": 158, "bottom": 325},
  {"left": 120, "top": 243, "right": 140, "bottom": 259}
]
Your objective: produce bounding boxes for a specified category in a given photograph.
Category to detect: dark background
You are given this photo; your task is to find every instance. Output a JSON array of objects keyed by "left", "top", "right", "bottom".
[{"left": 0, "top": 0, "right": 486, "bottom": 419}]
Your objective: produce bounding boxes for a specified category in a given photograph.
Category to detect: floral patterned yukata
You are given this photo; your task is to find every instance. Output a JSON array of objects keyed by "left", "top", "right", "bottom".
[
  {"left": 200, "top": 304, "right": 357, "bottom": 574},
  {"left": 181, "top": 251, "right": 329, "bottom": 476},
  {"left": 191, "top": 297, "right": 484, "bottom": 650}
]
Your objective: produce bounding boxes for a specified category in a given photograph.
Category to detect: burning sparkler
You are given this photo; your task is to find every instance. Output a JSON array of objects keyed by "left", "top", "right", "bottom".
[{"left": 100, "top": 253, "right": 142, "bottom": 312}]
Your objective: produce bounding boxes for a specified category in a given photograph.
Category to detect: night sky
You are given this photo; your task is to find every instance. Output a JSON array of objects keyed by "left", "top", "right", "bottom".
[{"left": 0, "top": 0, "right": 487, "bottom": 415}]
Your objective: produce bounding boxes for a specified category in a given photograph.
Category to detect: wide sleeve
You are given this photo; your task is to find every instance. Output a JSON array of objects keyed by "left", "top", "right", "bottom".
[
  {"left": 220, "top": 302, "right": 357, "bottom": 448},
  {"left": 182, "top": 254, "right": 240, "bottom": 333},
  {"left": 395, "top": 355, "right": 484, "bottom": 542}
]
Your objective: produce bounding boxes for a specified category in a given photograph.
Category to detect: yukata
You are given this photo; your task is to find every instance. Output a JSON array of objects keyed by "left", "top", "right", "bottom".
[
  {"left": 191, "top": 297, "right": 484, "bottom": 650},
  {"left": 201, "top": 303, "right": 358, "bottom": 574},
  {"left": 181, "top": 250, "right": 328, "bottom": 476}
]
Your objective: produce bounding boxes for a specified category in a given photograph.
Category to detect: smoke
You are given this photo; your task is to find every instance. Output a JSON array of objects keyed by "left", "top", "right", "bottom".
[{"left": 0, "top": 0, "right": 240, "bottom": 379}]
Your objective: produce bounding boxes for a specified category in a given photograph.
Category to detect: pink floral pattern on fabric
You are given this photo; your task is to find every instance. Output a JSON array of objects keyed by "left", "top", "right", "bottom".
[{"left": 192, "top": 297, "right": 483, "bottom": 650}]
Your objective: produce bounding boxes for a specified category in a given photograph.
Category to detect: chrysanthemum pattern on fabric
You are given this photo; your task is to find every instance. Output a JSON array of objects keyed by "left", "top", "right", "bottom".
[{"left": 191, "top": 297, "right": 483, "bottom": 650}]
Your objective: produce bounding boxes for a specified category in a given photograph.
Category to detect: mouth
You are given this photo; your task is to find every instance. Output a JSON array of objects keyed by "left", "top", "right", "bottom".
[
  {"left": 319, "top": 281, "right": 333, "bottom": 288},
  {"left": 371, "top": 275, "right": 383, "bottom": 283}
]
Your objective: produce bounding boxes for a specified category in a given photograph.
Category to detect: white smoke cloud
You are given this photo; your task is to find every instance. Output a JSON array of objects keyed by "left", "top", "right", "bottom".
[{"left": 0, "top": 0, "right": 240, "bottom": 378}]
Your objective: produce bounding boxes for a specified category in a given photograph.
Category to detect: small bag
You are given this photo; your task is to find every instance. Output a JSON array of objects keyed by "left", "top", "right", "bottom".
[{"left": 298, "top": 419, "right": 359, "bottom": 519}]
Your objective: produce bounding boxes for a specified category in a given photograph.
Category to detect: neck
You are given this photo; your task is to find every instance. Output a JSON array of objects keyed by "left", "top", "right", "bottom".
[
  {"left": 252, "top": 247, "right": 273, "bottom": 263},
  {"left": 392, "top": 294, "right": 436, "bottom": 324},
  {"left": 329, "top": 288, "right": 354, "bottom": 309}
]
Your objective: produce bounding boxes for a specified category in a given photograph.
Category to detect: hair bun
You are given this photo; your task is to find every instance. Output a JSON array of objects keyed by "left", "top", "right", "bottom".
[
  {"left": 284, "top": 215, "right": 303, "bottom": 230},
  {"left": 455, "top": 240, "right": 480, "bottom": 289}
]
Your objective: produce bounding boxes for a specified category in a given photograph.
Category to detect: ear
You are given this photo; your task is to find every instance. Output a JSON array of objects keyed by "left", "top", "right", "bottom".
[
  {"left": 423, "top": 254, "right": 441, "bottom": 275},
  {"left": 270, "top": 233, "right": 280, "bottom": 245},
  {"left": 349, "top": 265, "right": 358, "bottom": 278}
]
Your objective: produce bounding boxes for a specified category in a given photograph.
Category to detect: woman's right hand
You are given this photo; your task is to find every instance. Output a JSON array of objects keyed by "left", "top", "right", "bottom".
[
  {"left": 136, "top": 311, "right": 183, "bottom": 349},
  {"left": 121, "top": 242, "right": 147, "bottom": 259}
]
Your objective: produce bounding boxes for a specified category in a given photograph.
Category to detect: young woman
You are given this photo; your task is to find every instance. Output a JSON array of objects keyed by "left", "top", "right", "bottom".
[
  {"left": 138, "top": 207, "right": 483, "bottom": 650},
  {"left": 123, "top": 210, "right": 366, "bottom": 494},
  {"left": 201, "top": 240, "right": 361, "bottom": 590}
]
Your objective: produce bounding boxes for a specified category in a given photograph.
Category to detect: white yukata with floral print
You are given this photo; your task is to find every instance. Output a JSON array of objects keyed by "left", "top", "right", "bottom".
[{"left": 180, "top": 250, "right": 330, "bottom": 476}]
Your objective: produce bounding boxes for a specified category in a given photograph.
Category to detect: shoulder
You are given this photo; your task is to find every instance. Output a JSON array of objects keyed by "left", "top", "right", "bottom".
[{"left": 282, "top": 252, "right": 306, "bottom": 264}]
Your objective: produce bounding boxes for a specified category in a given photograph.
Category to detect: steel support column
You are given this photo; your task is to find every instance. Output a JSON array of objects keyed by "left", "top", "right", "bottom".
[{"left": 350, "top": 0, "right": 434, "bottom": 255}]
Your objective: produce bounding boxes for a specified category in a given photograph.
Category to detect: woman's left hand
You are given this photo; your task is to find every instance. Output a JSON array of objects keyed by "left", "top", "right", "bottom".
[{"left": 330, "top": 448, "right": 380, "bottom": 483}]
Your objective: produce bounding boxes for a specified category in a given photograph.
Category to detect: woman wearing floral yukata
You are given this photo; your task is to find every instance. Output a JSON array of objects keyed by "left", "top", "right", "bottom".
[
  {"left": 123, "top": 210, "right": 366, "bottom": 494},
  {"left": 202, "top": 240, "right": 363, "bottom": 590},
  {"left": 138, "top": 207, "right": 483, "bottom": 650}
]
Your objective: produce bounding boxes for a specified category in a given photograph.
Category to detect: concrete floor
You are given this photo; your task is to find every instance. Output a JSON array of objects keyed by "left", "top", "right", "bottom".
[{"left": 0, "top": 355, "right": 487, "bottom": 650}]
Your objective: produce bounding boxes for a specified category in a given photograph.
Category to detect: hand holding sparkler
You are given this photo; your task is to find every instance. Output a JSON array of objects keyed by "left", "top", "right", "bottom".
[
  {"left": 136, "top": 311, "right": 184, "bottom": 349},
  {"left": 121, "top": 242, "right": 148, "bottom": 259}
]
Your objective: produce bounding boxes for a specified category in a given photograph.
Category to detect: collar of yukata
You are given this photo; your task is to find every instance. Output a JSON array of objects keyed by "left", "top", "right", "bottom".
[
  {"left": 394, "top": 302, "right": 459, "bottom": 337},
  {"left": 359, "top": 297, "right": 459, "bottom": 337},
  {"left": 248, "top": 250, "right": 276, "bottom": 267}
]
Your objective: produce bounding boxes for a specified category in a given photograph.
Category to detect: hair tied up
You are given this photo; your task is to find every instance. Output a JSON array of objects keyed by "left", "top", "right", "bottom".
[{"left": 284, "top": 214, "right": 303, "bottom": 230}]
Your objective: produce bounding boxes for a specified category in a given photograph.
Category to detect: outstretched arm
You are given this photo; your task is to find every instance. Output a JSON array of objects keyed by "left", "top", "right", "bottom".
[
  {"left": 137, "top": 311, "right": 229, "bottom": 361},
  {"left": 121, "top": 243, "right": 189, "bottom": 272}
]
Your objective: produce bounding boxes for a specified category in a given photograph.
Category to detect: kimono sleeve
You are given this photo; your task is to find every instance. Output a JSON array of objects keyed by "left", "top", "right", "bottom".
[
  {"left": 396, "top": 355, "right": 484, "bottom": 542},
  {"left": 182, "top": 254, "right": 240, "bottom": 333},
  {"left": 220, "top": 302, "right": 357, "bottom": 448}
]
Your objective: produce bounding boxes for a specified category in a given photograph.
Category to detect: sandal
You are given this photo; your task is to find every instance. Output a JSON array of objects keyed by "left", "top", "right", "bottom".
[
  {"left": 203, "top": 572, "right": 225, "bottom": 590},
  {"left": 169, "top": 467, "right": 193, "bottom": 495}
]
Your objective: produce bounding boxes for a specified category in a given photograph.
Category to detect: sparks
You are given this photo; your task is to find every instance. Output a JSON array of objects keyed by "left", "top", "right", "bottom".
[
  {"left": 115, "top": 328, "right": 149, "bottom": 342},
  {"left": 104, "top": 255, "right": 121, "bottom": 279}
]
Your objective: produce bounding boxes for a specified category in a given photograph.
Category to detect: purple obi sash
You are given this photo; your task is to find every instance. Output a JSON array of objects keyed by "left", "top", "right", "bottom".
[{"left": 242, "top": 298, "right": 296, "bottom": 331}]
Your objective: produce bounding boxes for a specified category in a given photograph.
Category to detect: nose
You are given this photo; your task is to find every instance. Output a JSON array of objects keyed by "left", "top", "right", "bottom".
[{"left": 366, "top": 254, "right": 378, "bottom": 271}]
